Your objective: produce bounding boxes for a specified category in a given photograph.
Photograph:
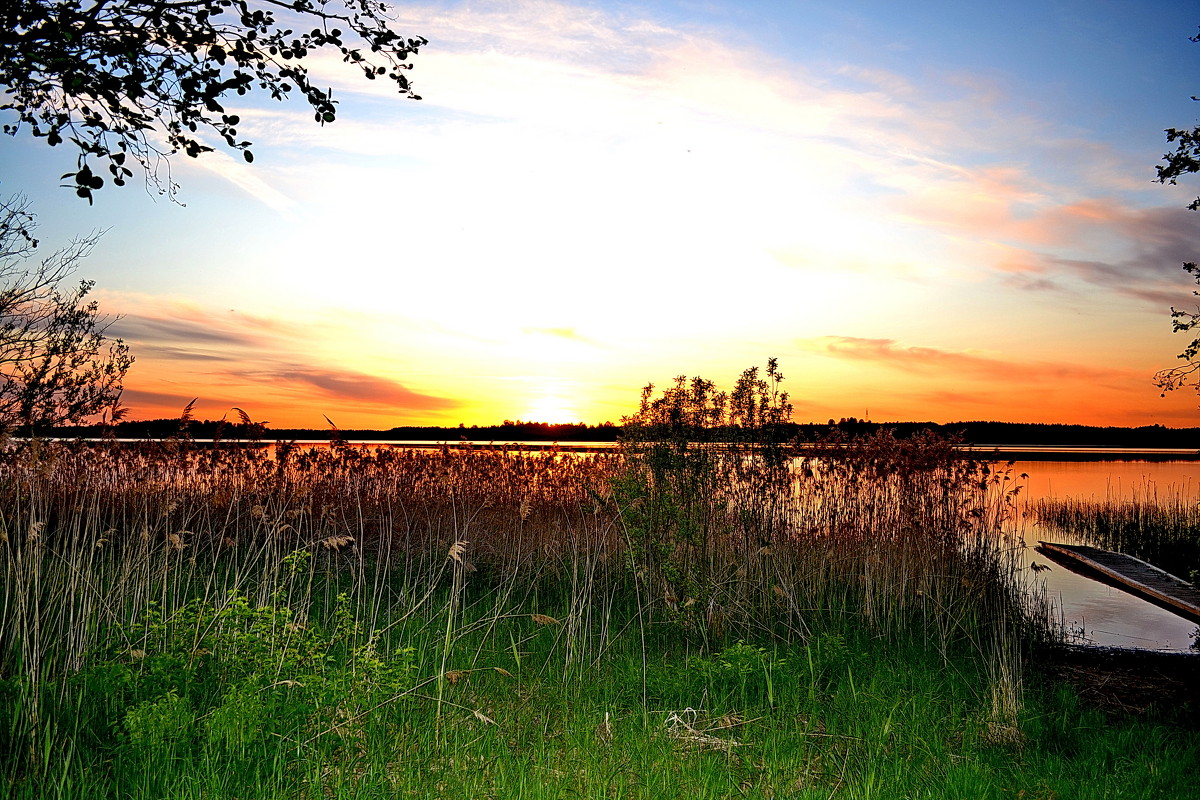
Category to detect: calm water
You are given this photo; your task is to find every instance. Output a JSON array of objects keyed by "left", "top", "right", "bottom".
[{"left": 1014, "top": 459, "right": 1200, "bottom": 651}]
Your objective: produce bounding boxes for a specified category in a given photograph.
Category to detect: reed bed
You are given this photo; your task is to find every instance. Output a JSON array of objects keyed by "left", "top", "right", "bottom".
[
  {"left": 1034, "top": 492, "right": 1200, "bottom": 582},
  {"left": 0, "top": 430, "right": 1075, "bottom": 798}
]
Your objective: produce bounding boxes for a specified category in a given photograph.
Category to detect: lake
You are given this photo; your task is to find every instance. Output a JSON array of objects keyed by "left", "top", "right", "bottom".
[{"left": 1014, "top": 457, "right": 1200, "bottom": 651}]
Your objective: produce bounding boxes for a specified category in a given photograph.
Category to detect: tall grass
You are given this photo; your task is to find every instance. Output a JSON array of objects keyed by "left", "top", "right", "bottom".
[
  {"left": 0, "top": 398, "right": 1060, "bottom": 797},
  {"left": 1034, "top": 491, "right": 1200, "bottom": 581}
]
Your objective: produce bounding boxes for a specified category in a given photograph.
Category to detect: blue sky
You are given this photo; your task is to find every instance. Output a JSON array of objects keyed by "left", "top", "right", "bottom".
[{"left": 4, "top": 0, "right": 1200, "bottom": 427}]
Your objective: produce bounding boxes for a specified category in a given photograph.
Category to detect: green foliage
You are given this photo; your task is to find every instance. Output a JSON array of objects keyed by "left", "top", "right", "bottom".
[
  {"left": 122, "top": 689, "right": 191, "bottom": 754},
  {"left": 694, "top": 640, "right": 787, "bottom": 707},
  {"left": 621, "top": 358, "right": 793, "bottom": 450},
  {"left": 1155, "top": 261, "right": 1200, "bottom": 395},
  {"left": 0, "top": 0, "right": 426, "bottom": 201},
  {"left": 0, "top": 199, "right": 132, "bottom": 431},
  {"left": 3, "top": 560, "right": 1198, "bottom": 800},
  {"left": 800, "top": 632, "right": 851, "bottom": 687},
  {"left": 68, "top": 588, "right": 416, "bottom": 774},
  {"left": 1155, "top": 28, "right": 1200, "bottom": 396},
  {"left": 1158, "top": 23, "right": 1200, "bottom": 214},
  {"left": 615, "top": 360, "right": 796, "bottom": 635}
]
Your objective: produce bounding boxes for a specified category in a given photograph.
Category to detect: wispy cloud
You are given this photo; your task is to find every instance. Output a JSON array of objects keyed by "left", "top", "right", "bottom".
[
  {"left": 805, "top": 336, "right": 1133, "bottom": 384},
  {"left": 104, "top": 296, "right": 459, "bottom": 425},
  {"left": 202, "top": 0, "right": 1190, "bottom": 310},
  {"left": 119, "top": 388, "right": 250, "bottom": 418},
  {"left": 113, "top": 318, "right": 261, "bottom": 350},
  {"left": 985, "top": 203, "right": 1200, "bottom": 306},
  {"left": 193, "top": 150, "right": 301, "bottom": 219},
  {"left": 521, "top": 326, "right": 599, "bottom": 345},
  {"left": 232, "top": 366, "right": 459, "bottom": 411},
  {"left": 109, "top": 301, "right": 308, "bottom": 361}
]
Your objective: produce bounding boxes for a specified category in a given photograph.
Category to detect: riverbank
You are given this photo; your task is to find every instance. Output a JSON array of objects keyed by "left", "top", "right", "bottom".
[{"left": 1040, "top": 644, "right": 1200, "bottom": 718}]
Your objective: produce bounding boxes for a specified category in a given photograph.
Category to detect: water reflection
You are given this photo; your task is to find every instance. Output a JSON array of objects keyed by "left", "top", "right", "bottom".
[{"left": 1014, "top": 459, "right": 1200, "bottom": 651}]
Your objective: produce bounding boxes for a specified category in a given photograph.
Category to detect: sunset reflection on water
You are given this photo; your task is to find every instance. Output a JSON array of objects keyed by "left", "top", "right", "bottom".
[{"left": 1015, "top": 458, "right": 1200, "bottom": 652}]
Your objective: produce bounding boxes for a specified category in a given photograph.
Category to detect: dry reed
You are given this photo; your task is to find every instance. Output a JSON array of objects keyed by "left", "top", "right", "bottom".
[{"left": 0, "top": 430, "right": 1042, "bottom": 785}]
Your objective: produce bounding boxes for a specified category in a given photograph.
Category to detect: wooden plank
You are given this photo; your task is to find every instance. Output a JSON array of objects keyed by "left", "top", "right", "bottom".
[{"left": 1035, "top": 541, "right": 1200, "bottom": 624}]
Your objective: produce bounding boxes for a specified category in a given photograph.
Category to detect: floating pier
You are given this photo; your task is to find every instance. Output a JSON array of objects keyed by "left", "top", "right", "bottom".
[{"left": 1036, "top": 541, "right": 1200, "bottom": 624}]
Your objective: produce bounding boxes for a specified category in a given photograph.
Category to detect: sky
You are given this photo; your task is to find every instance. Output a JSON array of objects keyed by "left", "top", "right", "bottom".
[{"left": 4, "top": 0, "right": 1200, "bottom": 429}]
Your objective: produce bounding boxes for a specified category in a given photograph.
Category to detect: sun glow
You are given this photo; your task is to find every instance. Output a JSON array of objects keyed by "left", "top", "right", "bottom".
[{"left": 523, "top": 393, "right": 579, "bottom": 425}]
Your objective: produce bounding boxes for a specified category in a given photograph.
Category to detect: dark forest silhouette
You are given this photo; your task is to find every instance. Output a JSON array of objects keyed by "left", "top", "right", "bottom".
[{"left": 41, "top": 417, "right": 1200, "bottom": 450}]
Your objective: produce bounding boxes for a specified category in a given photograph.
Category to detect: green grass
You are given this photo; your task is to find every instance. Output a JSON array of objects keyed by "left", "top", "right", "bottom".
[{"left": 4, "top": 591, "right": 1196, "bottom": 799}]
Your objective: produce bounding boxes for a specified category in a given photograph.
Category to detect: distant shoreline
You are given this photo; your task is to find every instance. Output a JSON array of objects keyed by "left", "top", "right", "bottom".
[
  {"left": 30, "top": 419, "right": 1200, "bottom": 454},
  {"left": 73, "top": 440, "right": 1200, "bottom": 460}
]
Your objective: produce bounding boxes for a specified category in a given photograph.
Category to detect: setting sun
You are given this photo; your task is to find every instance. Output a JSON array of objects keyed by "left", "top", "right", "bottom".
[{"left": 522, "top": 392, "right": 579, "bottom": 425}]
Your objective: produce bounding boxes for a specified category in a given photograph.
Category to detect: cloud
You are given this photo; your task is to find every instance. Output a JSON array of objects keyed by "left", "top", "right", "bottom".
[
  {"left": 884, "top": 168, "right": 1200, "bottom": 306},
  {"left": 119, "top": 388, "right": 250, "bottom": 417},
  {"left": 805, "top": 336, "right": 1132, "bottom": 384},
  {"left": 231, "top": 2, "right": 1023, "bottom": 197},
  {"left": 113, "top": 300, "right": 301, "bottom": 340},
  {"left": 194, "top": 0, "right": 1192, "bottom": 313},
  {"left": 64, "top": 0, "right": 1200, "bottom": 429},
  {"left": 109, "top": 302, "right": 310, "bottom": 363},
  {"left": 234, "top": 366, "right": 459, "bottom": 411},
  {"left": 194, "top": 150, "right": 301, "bottom": 219},
  {"left": 103, "top": 294, "right": 459, "bottom": 424},
  {"left": 120, "top": 388, "right": 203, "bottom": 410},
  {"left": 132, "top": 346, "right": 235, "bottom": 363},
  {"left": 114, "top": 318, "right": 258, "bottom": 349},
  {"left": 1003, "top": 273, "right": 1062, "bottom": 293},
  {"left": 521, "top": 326, "right": 599, "bottom": 345},
  {"left": 1005, "top": 204, "right": 1200, "bottom": 305}
]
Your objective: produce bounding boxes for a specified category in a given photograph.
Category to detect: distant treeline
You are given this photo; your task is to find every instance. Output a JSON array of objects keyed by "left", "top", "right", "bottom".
[
  {"left": 806, "top": 420, "right": 1200, "bottom": 448},
  {"left": 33, "top": 417, "right": 1200, "bottom": 448},
  {"left": 43, "top": 419, "right": 622, "bottom": 442}
]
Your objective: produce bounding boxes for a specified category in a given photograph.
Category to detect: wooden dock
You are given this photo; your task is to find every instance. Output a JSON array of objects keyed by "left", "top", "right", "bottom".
[{"left": 1036, "top": 541, "right": 1200, "bottom": 624}]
